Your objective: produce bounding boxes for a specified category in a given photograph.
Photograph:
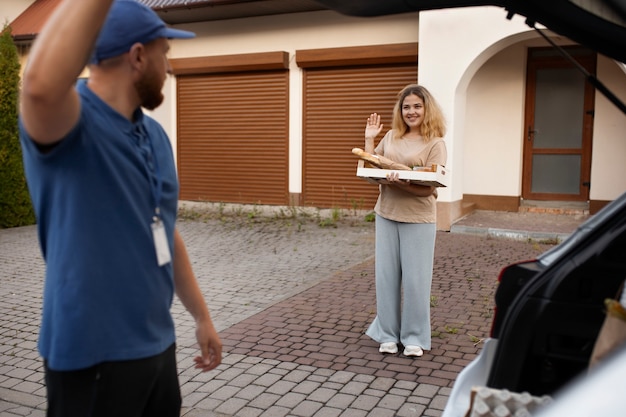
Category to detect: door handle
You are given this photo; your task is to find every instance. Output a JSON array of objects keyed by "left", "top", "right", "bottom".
[{"left": 527, "top": 126, "right": 537, "bottom": 141}]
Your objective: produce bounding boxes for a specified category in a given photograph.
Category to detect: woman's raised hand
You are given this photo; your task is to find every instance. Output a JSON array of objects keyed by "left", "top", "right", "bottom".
[{"left": 365, "top": 113, "right": 383, "bottom": 141}]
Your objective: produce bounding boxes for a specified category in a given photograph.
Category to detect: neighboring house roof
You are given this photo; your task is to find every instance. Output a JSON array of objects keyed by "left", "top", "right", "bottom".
[
  {"left": 9, "top": 0, "right": 326, "bottom": 40},
  {"left": 9, "top": 0, "right": 61, "bottom": 41}
]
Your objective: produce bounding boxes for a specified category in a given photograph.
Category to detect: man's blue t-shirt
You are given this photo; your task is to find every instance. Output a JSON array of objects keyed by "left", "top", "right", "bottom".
[{"left": 20, "top": 81, "right": 179, "bottom": 371}]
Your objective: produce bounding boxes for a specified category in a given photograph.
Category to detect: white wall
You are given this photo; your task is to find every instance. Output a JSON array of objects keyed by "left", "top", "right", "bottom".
[
  {"left": 458, "top": 39, "right": 626, "bottom": 203},
  {"left": 1, "top": 0, "right": 35, "bottom": 24},
  {"left": 417, "top": 6, "right": 626, "bottom": 206},
  {"left": 463, "top": 44, "right": 526, "bottom": 196},
  {"left": 418, "top": 6, "right": 536, "bottom": 204},
  {"left": 591, "top": 55, "right": 626, "bottom": 200},
  {"left": 169, "top": 10, "right": 419, "bottom": 58}
]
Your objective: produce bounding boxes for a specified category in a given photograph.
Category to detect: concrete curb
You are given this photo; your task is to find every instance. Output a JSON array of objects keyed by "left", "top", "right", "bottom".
[{"left": 450, "top": 225, "right": 570, "bottom": 243}]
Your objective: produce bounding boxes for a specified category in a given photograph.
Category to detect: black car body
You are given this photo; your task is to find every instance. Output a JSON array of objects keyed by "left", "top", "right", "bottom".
[{"left": 488, "top": 194, "right": 626, "bottom": 395}]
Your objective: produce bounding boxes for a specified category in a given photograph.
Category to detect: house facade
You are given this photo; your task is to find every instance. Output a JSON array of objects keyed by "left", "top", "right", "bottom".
[{"left": 7, "top": 0, "right": 626, "bottom": 230}]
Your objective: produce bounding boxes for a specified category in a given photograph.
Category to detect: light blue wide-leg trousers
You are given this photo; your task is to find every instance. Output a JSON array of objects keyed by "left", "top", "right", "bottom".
[{"left": 366, "top": 215, "right": 436, "bottom": 350}]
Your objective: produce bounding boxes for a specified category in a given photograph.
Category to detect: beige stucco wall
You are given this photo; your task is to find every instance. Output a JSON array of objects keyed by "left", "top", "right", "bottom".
[
  {"left": 419, "top": 6, "right": 626, "bottom": 207},
  {"left": 417, "top": 6, "right": 539, "bottom": 205},
  {"left": 463, "top": 44, "right": 527, "bottom": 197},
  {"left": 463, "top": 49, "right": 626, "bottom": 203},
  {"left": 591, "top": 56, "right": 626, "bottom": 200},
  {"left": 2, "top": 0, "right": 35, "bottom": 24},
  {"left": 462, "top": 47, "right": 626, "bottom": 203},
  {"left": 170, "top": 10, "right": 419, "bottom": 58}
]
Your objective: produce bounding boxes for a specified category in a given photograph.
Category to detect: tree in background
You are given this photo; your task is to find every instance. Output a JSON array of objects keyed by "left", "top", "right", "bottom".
[{"left": 0, "top": 23, "right": 35, "bottom": 228}]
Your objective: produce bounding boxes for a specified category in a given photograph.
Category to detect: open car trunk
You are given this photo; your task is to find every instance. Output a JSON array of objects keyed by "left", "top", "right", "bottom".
[{"left": 312, "top": 0, "right": 626, "bottom": 64}]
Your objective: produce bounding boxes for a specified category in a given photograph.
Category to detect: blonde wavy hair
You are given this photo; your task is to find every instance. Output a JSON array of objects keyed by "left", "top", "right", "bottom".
[{"left": 391, "top": 84, "right": 446, "bottom": 141}]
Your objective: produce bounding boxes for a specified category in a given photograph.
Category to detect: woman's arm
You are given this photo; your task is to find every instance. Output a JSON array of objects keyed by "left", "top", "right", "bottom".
[{"left": 384, "top": 171, "right": 436, "bottom": 196}]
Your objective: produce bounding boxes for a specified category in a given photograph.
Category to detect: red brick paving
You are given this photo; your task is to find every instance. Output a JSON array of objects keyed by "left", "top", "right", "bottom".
[{"left": 221, "top": 232, "right": 553, "bottom": 388}]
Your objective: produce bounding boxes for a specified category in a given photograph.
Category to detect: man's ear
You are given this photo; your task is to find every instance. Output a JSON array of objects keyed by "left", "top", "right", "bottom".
[{"left": 128, "top": 42, "right": 147, "bottom": 72}]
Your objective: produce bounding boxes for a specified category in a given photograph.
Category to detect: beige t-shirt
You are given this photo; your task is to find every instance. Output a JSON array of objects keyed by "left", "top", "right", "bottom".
[{"left": 374, "top": 130, "right": 447, "bottom": 223}]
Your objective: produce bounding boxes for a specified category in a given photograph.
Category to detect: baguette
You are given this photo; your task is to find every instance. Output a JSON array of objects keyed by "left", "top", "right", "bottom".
[{"left": 351, "top": 148, "right": 412, "bottom": 171}]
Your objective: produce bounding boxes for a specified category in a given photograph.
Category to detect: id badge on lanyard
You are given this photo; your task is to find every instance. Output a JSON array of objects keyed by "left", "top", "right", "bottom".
[
  {"left": 136, "top": 122, "right": 171, "bottom": 267},
  {"left": 152, "top": 212, "right": 171, "bottom": 267}
]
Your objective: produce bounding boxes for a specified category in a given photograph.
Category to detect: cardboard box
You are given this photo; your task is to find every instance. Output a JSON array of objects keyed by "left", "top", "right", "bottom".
[{"left": 356, "top": 159, "right": 449, "bottom": 187}]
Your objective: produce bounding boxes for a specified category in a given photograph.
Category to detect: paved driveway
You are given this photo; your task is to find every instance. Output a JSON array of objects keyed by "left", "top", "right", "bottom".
[{"left": 0, "top": 207, "right": 555, "bottom": 416}]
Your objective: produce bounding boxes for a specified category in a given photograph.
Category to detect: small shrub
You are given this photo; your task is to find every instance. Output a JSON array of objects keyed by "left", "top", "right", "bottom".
[{"left": 0, "top": 24, "right": 35, "bottom": 228}]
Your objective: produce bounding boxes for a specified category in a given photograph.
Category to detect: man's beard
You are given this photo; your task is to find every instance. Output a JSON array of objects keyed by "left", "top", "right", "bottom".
[{"left": 135, "top": 68, "right": 164, "bottom": 110}]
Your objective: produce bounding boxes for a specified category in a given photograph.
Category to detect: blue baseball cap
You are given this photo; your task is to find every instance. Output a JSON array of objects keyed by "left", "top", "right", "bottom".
[{"left": 91, "top": 0, "right": 195, "bottom": 64}]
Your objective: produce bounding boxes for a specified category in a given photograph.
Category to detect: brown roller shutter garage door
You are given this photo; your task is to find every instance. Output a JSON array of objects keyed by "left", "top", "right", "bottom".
[
  {"left": 301, "top": 60, "right": 418, "bottom": 210},
  {"left": 176, "top": 68, "right": 289, "bottom": 205}
]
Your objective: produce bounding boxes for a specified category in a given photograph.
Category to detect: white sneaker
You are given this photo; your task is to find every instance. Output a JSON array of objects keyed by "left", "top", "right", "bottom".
[
  {"left": 403, "top": 345, "right": 424, "bottom": 357},
  {"left": 379, "top": 342, "right": 398, "bottom": 354}
]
